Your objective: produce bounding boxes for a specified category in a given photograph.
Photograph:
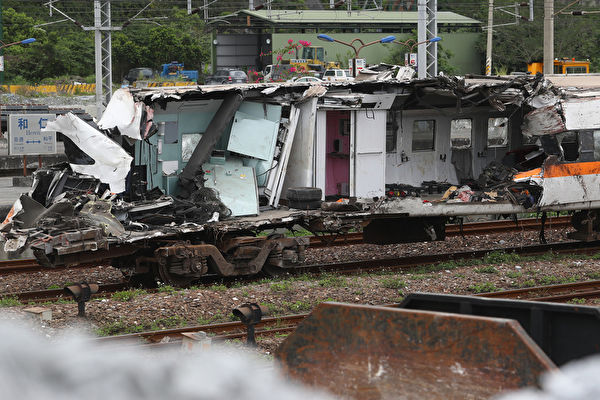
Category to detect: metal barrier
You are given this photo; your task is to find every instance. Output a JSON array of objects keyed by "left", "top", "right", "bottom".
[{"left": 276, "top": 301, "right": 556, "bottom": 399}]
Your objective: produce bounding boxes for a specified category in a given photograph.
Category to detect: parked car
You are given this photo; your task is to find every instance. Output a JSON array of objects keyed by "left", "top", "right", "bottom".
[
  {"left": 123, "top": 67, "right": 155, "bottom": 85},
  {"left": 205, "top": 70, "right": 248, "bottom": 85},
  {"left": 322, "top": 69, "right": 353, "bottom": 82},
  {"left": 287, "top": 76, "right": 324, "bottom": 84}
]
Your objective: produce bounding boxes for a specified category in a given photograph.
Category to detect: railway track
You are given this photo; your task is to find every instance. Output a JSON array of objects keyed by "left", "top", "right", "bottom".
[
  {"left": 94, "top": 313, "right": 305, "bottom": 348},
  {"left": 479, "top": 279, "right": 600, "bottom": 303},
  {"left": 94, "top": 277, "right": 600, "bottom": 348},
  {"left": 308, "top": 215, "right": 571, "bottom": 247},
  {"left": 0, "top": 282, "right": 128, "bottom": 303},
  {"left": 5, "top": 238, "right": 600, "bottom": 303},
  {"left": 0, "top": 216, "right": 572, "bottom": 275}
]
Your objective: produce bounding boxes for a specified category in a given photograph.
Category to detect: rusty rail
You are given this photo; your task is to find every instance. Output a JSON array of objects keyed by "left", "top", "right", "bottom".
[
  {"left": 94, "top": 313, "right": 306, "bottom": 345},
  {"left": 0, "top": 282, "right": 128, "bottom": 302},
  {"left": 478, "top": 279, "right": 600, "bottom": 302},
  {"left": 308, "top": 215, "right": 571, "bottom": 247}
]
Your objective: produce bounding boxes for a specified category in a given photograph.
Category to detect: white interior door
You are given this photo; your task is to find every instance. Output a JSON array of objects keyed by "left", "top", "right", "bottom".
[{"left": 353, "top": 110, "right": 386, "bottom": 198}]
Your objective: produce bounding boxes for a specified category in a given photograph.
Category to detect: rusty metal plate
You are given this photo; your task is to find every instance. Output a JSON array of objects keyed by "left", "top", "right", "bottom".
[{"left": 276, "top": 302, "right": 556, "bottom": 399}]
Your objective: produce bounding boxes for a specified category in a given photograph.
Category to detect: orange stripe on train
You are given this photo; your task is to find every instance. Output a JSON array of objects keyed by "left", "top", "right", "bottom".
[{"left": 543, "top": 161, "right": 600, "bottom": 178}]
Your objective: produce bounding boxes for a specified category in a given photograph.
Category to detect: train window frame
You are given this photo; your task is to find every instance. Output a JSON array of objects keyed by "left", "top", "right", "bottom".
[
  {"left": 450, "top": 118, "right": 472, "bottom": 149},
  {"left": 412, "top": 119, "right": 436, "bottom": 152},
  {"left": 566, "top": 66, "right": 587, "bottom": 74},
  {"left": 386, "top": 110, "right": 398, "bottom": 152},
  {"left": 487, "top": 117, "right": 509, "bottom": 148}
]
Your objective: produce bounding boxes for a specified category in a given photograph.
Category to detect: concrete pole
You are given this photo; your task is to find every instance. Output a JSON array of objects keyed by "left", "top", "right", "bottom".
[
  {"left": 94, "top": 1, "right": 103, "bottom": 117},
  {"left": 543, "top": 0, "right": 554, "bottom": 75},
  {"left": 485, "top": 0, "right": 493, "bottom": 76}
]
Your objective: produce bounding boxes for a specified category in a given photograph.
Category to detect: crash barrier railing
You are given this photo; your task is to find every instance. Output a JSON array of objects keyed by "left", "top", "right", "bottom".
[
  {"left": 276, "top": 293, "right": 600, "bottom": 399},
  {"left": 1, "top": 84, "right": 96, "bottom": 95},
  {"left": 0, "top": 81, "right": 197, "bottom": 95}
]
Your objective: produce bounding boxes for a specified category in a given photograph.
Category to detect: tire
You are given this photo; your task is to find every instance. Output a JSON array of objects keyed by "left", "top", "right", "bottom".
[
  {"left": 288, "top": 199, "right": 322, "bottom": 210},
  {"left": 286, "top": 187, "right": 322, "bottom": 202}
]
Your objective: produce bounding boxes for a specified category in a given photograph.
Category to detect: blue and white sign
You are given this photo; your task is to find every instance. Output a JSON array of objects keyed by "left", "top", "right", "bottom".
[{"left": 8, "top": 114, "right": 57, "bottom": 155}]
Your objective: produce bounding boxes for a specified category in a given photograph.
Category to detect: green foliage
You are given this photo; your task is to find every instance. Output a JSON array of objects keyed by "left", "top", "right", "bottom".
[
  {"left": 150, "top": 316, "right": 186, "bottom": 331},
  {"left": 468, "top": 282, "right": 498, "bottom": 294},
  {"left": 112, "top": 289, "right": 147, "bottom": 302},
  {"left": 519, "top": 279, "right": 536, "bottom": 288},
  {"left": 475, "top": 266, "right": 498, "bottom": 274},
  {"left": 284, "top": 300, "right": 313, "bottom": 313},
  {"left": 270, "top": 282, "right": 292, "bottom": 292},
  {"left": 588, "top": 272, "right": 600, "bottom": 280},
  {"left": 210, "top": 284, "right": 227, "bottom": 291},
  {"left": 506, "top": 271, "right": 523, "bottom": 279},
  {"left": 318, "top": 275, "right": 346, "bottom": 288},
  {"left": 568, "top": 298, "right": 586, "bottom": 305},
  {"left": 380, "top": 277, "right": 407, "bottom": 289},
  {"left": 157, "top": 285, "right": 182, "bottom": 295},
  {"left": 96, "top": 320, "right": 145, "bottom": 336},
  {"left": 0, "top": 296, "right": 22, "bottom": 307},
  {"left": 0, "top": 6, "right": 210, "bottom": 83},
  {"left": 484, "top": 251, "right": 520, "bottom": 265}
]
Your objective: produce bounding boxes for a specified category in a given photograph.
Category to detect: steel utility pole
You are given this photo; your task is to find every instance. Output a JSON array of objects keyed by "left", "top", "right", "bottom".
[
  {"left": 92, "top": 1, "right": 113, "bottom": 117},
  {"left": 543, "top": 0, "right": 554, "bottom": 75},
  {"left": 485, "top": 0, "right": 493, "bottom": 76},
  {"left": 417, "top": 0, "right": 438, "bottom": 78}
]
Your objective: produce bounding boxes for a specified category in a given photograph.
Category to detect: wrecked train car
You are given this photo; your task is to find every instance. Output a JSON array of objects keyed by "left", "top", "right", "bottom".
[{"left": 0, "top": 74, "right": 596, "bottom": 284}]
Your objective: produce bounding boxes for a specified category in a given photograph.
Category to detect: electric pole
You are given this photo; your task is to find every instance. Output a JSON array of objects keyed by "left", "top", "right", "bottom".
[
  {"left": 485, "top": 0, "right": 493, "bottom": 76},
  {"left": 417, "top": 0, "right": 438, "bottom": 78},
  {"left": 543, "top": 0, "right": 554, "bottom": 75}
]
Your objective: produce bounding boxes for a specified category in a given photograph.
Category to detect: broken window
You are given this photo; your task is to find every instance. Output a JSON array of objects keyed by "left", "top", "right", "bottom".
[
  {"left": 386, "top": 110, "right": 398, "bottom": 152},
  {"left": 487, "top": 117, "right": 508, "bottom": 147},
  {"left": 559, "top": 131, "right": 579, "bottom": 161},
  {"left": 412, "top": 120, "right": 435, "bottom": 151},
  {"left": 450, "top": 119, "right": 472, "bottom": 149},
  {"left": 594, "top": 131, "right": 600, "bottom": 160},
  {"left": 163, "top": 121, "right": 179, "bottom": 144}
]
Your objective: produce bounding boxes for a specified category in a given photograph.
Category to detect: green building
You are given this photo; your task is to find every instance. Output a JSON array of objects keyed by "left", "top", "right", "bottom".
[{"left": 211, "top": 9, "right": 481, "bottom": 76}]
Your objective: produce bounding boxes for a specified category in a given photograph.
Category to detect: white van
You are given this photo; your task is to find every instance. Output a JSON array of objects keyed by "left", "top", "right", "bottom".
[{"left": 322, "top": 69, "right": 353, "bottom": 82}]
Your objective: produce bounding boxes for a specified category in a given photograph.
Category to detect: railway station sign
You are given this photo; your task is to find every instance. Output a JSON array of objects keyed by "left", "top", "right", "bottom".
[{"left": 8, "top": 114, "right": 57, "bottom": 155}]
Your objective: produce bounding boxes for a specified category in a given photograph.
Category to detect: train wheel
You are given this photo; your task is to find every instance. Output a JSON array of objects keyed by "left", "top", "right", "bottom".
[{"left": 155, "top": 264, "right": 197, "bottom": 288}]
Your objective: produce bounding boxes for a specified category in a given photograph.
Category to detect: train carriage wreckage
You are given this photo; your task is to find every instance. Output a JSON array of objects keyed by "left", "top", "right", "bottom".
[{"left": 2, "top": 69, "right": 600, "bottom": 285}]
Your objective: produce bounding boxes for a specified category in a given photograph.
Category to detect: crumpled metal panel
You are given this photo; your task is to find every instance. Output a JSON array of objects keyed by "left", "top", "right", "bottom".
[
  {"left": 521, "top": 105, "right": 565, "bottom": 137},
  {"left": 563, "top": 97, "right": 600, "bottom": 131},
  {"left": 537, "top": 158, "right": 600, "bottom": 207},
  {"left": 276, "top": 302, "right": 555, "bottom": 400}
]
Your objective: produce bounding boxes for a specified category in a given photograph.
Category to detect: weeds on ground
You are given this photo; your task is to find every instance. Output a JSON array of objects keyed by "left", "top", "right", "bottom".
[
  {"left": 150, "top": 316, "right": 186, "bottom": 331},
  {"left": 96, "top": 320, "right": 145, "bottom": 336},
  {"left": 506, "top": 271, "right": 523, "bottom": 279},
  {"left": 475, "top": 266, "right": 498, "bottom": 274},
  {"left": 468, "top": 282, "right": 498, "bottom": 294},
  {"left": 270, "top": 282, "right": 292, "bottom": 292},
  {"left": 380, "top": 277, "right": 407, "bottom": 289},
  {"left": 210, "top": 284, "right": 227, "bottom": 291},
  {"left": 318, "top": 275, "right": 346, "bottom": 288},
  {"left": 568, "top": 298, "right": 586, "bottom": 304},
  {"left": 484, "top": 251, "right": 520, "bottom": 264},
  {"left": 284, "top": 300, "right": 312, "bottom": 313},
  {"left": 157, "top": 285, "right": 183, "bottom": 295},
  {"left": 0, "top": 296, "right": 22, "bottom": 307},
  {"left": 519, "top": 279, "right": 536, "bottom": 288},
  {"left": 112, "top": 289, "right": 147, "bottom": 302}
]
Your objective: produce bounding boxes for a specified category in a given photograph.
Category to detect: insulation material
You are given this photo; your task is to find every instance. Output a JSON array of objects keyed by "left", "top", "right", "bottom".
[
  {"left": 44, "top": 113, "right": 133, "bottom": 193},
  {"left": 98, "top": 88, "right": 143, "bottom": 140}
]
